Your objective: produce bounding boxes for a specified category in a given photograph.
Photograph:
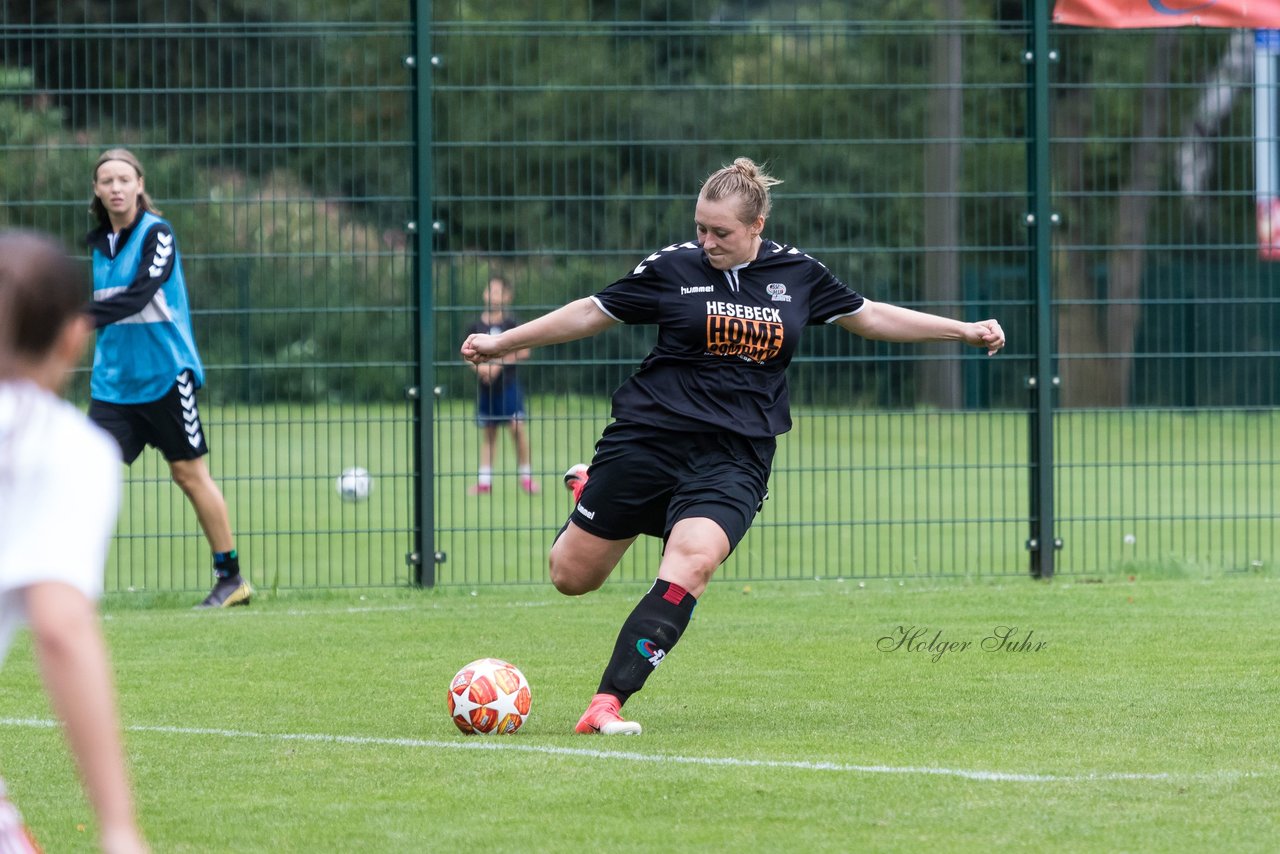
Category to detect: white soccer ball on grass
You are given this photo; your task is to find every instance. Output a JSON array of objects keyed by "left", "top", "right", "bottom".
[{"left": 447, "top": 658, "right": 532, "bottom": 735}]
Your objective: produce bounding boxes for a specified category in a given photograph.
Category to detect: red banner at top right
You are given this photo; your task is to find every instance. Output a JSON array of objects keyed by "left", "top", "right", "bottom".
[{"left": 1054, "top": 0, "right": 1280, "bottom": 28}]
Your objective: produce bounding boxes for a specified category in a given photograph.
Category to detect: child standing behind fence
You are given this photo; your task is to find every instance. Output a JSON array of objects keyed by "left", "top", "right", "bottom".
[{"left": 466, "top": 275, "right": 539, "bottom": 495}]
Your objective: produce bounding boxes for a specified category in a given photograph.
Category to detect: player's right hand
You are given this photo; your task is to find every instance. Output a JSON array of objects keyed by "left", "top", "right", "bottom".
[{"left": 461, "top": 333, "right": 501, "bottom": 364}]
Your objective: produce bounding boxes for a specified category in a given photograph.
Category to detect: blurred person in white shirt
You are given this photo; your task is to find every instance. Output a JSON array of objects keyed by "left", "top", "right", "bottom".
[{"left": 0, "top": 229, "right": 148, "bottom": 854}]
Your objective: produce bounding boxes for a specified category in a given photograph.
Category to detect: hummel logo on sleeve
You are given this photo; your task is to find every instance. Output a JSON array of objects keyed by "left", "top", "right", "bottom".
[{"left": 148, "top": 233, "right": 173, "bottom": 279}]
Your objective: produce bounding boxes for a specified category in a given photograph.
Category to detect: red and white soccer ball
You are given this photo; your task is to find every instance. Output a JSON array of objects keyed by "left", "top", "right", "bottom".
[{"left": 447, "top": 658, "right": 532, "bottom": 735}]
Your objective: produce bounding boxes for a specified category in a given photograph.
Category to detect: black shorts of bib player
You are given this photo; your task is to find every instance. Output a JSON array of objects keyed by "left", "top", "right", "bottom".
[
  {"left": 461, "top": 157, "right": 1007, "bottom": 736},
  {"left": 88, "top": 370, "right": 209, "bottom": 463}
]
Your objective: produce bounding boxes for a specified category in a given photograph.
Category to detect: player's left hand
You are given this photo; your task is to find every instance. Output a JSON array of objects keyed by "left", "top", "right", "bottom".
[{"left": 967, "top": 319, "right": 1006, "bottom": 356}]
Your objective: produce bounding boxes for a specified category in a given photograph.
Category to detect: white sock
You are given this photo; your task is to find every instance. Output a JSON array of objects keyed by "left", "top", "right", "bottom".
[{"left": 478, "top": 467, "right": 493, "bottom": 487}]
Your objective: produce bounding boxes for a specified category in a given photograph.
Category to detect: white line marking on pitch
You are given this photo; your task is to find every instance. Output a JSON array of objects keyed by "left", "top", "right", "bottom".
[
  {"left": 177, "top": 601, "right": 559, "bottom": 619},
  {"left": 101, "top": 600, "right": 561, "bottom": 621},
  {"left": 0, "top": 717, "right": 1255, "bottom": 784}
]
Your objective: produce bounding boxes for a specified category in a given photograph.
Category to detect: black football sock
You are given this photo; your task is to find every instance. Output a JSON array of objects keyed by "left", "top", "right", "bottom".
[
  {"left": 213, "top": 549, "right": 240, "bottom": 580},
  {"left": 597, "top": 578, "right": 696, "bottom": 705}
]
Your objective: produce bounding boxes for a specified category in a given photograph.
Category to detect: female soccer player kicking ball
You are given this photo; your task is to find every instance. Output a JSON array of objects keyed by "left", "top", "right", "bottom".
[{"left": 462, "top": 158, "right": 1005, "bottom": 734}]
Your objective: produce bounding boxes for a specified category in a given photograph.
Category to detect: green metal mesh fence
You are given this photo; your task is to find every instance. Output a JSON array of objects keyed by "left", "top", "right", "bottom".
[
  {"left": 2, "top": 2, "right": 417, "bottom": 592},
  {"left": 3, "top": 2, "right": 1275, "bottom": 589},
  {"left": 430, "top": 10, "right": 1034, "bottom": 584},
  {"left": 1050, "top": 27, "right": 1278, "bottom": 575}
]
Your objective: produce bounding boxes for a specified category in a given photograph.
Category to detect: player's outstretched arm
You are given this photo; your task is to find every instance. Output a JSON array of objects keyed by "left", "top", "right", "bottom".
[
  {"left": 836, "top": 299, "right": 1006, "bottom": 356},
  {"left": 26, "top": 582, "right": 148, "bottom": 854},
  {"left": 461, "top": 297, "right": 616, "bottom": 364}
]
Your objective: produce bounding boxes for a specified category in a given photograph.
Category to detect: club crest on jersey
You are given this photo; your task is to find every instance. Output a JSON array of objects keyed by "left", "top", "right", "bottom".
[{"left": 766, "top": 282, "right": 791, "bottom": 302}]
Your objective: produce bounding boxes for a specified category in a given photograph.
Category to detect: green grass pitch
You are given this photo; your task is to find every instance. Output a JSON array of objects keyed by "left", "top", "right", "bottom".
[
  {"left": 105, "top": 402, "right": 1279, "bottom": 591},
  {"left": 1, "top": 574, "right": 1277, "bottom": 851}
]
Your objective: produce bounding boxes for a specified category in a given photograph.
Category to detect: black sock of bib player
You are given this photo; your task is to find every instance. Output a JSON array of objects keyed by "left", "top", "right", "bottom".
[
  {"left": 597, "top": 578, "right": 696, "bottom": 705},
  {"left": 213, "top": 550, "right": 239, "bottom": 580}
]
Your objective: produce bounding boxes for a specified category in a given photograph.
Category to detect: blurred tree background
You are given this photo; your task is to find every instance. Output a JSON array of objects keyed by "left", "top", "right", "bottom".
[{"left": 2, "top": 1, "right": 1269, "bottom": 407}]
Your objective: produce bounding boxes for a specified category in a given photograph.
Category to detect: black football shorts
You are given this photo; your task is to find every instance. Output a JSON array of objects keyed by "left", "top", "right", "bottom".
[
  {"left": 569, "top": 420, "right": 774, "bottom": 554},
  {"left": 89, "top": 370, "right": 210, "bottom": 464}
]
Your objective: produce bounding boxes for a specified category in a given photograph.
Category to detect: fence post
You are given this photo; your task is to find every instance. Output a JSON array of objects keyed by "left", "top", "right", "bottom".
[
  {"left": 1026, "top": 1, "right": 1057, "bottom": 578},
  {"left": 411, "top": 0, "right": 436, "bottom": 586}
]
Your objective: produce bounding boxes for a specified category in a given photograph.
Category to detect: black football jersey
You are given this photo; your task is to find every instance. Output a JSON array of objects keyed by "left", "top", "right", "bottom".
[{"left": 592, "top": 239, "right": 864, "bottom": 438}]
